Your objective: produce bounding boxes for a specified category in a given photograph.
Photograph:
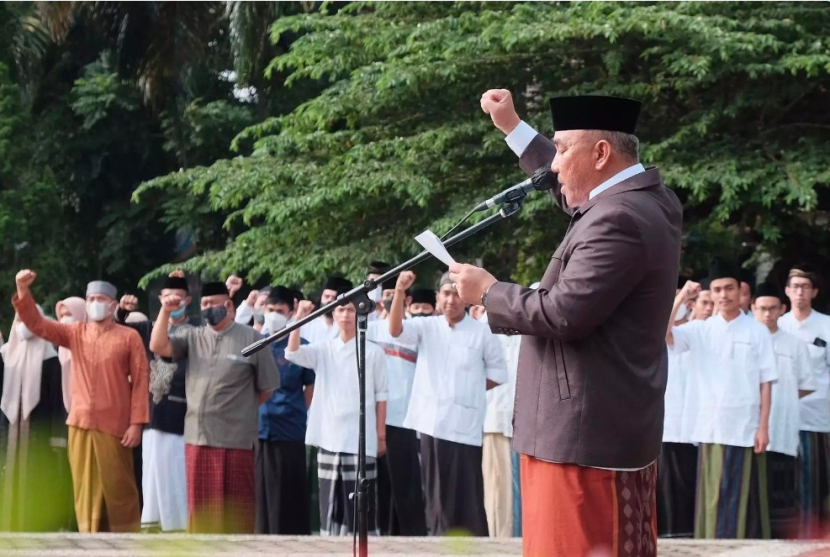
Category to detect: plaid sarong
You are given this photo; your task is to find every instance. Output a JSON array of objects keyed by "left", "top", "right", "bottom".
[{"left": 317, "top": 448, "right": 379, "bottom": 536}]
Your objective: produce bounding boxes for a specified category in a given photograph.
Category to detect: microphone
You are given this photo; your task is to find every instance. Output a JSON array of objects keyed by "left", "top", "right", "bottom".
[{"left": 473, "top": 167, "right": 556, "bottom": 212}]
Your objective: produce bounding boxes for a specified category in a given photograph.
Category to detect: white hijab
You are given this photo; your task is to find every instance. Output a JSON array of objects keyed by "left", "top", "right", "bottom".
[{"left": 0, "top": 308, "right": 57, "bottom": 424}]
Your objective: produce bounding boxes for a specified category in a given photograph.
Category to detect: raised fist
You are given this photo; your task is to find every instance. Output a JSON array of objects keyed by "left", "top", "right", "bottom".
[
  {"left": 161, "top": 293, "right": 183, "bottom": 313},
  {"left": 396, "top": 271, "right": 416, "bottom": 291},
  {"left": 679, "top": 281, "right": 702, "bottom": 302},
  {"left": 15, "top": 270, "right": 36, "bottom": 290},
  {"left": 120, "top": 294, "right": 139, "bottom": 312},
  {"left": 295, "top": 300, "right": 315, "bottom": 320},
  {"left": 225, "top": 275, "right": 243, "bottom": 297},
  {"left": 245, "top": 289, "right": 260, "bottom": 307},
  {"left": 480, "top": 89, "right": 521, "bottom": 135},
  {"left": 169, "top": 269, "right": 185, "bottom": 279}
]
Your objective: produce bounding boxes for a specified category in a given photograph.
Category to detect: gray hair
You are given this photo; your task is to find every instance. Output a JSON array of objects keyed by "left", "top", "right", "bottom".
[{"left": 587, "top": 130, "right": 640, "bottom": 162}]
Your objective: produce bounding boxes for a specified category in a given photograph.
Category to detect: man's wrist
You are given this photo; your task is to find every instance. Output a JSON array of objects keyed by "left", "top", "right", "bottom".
[{"left": 481, "top": 283, "right": 497, "bottom": 307}]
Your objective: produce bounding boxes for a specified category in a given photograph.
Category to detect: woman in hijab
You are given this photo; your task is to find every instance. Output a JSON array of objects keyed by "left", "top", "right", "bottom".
[
  {"left": 0, "top": 307, "right": 74, "bottom": 531},
  {"left": 55, "top": 297, "right": 87, "bottom": 414}
]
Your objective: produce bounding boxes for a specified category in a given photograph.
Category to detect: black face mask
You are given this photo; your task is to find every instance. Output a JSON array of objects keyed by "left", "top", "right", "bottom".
[
  {"left": 382, "top": 298, "right": 393, "bottom": 313},
  {"left": 202, "top": 305, "right": 228, "bottom": 326}
]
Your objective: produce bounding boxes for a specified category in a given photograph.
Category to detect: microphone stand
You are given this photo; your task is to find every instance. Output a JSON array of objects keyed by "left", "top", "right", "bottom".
[{"left": 241, "top": 199, "right": 524, "bottom": 555}]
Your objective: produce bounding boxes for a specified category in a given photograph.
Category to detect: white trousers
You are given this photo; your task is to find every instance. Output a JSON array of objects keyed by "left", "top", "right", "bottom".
[
  {"left": 482, "top": 432, "right": 513, "bottom": 538},
  {"left": 141, "top": 429, "right": 187, "bottom": 531}
]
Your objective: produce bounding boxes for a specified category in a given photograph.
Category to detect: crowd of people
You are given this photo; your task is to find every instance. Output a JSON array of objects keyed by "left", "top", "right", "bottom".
[
  {"left": 0, "top": 264, "right": 523, "bottom": 537},
  {"left": 5, "top": 257, "right": 830, "bottom": 541},
  {"left": 661, "top": 261, "right": 830, "bottom": 540}
]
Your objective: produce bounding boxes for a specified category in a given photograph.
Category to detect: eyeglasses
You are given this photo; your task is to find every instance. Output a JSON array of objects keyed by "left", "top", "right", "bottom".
[{"left": 788, "top": 284, "right": 814, "bottom": 292}]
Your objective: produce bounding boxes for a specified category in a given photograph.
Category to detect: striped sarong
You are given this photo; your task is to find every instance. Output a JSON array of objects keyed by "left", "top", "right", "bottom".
[
  {"left": 694, "top": 443, "right": 770, "bottom": 539},
  {"left": 767, "top": 451, "right": 799, "bottom": 539},
  {"left": 317, "top": 448, "right": 379, "bottom": 536},
  {"left": 798, "top": 431, "right": 830, "bottom": 538}
]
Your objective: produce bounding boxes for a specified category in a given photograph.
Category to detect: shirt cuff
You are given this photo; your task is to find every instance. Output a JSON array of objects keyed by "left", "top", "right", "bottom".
[{"left": 504, "top": 120, "right": 538, "bottom": 157}]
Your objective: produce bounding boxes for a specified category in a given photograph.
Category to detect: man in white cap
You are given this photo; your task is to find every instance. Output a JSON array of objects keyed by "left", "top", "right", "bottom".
[{"left": 12, "top": 270, "right": 149, "bottom": 533}]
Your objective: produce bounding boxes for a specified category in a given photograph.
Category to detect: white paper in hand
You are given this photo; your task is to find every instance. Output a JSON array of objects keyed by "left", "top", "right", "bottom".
[{"left": 415, "top": 230, "right": 456, "bottom": 268}]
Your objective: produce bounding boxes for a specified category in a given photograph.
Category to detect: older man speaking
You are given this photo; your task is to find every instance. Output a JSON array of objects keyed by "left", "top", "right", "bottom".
[{"left": 449, "top": 91, "right": 682, "bottom": 556}]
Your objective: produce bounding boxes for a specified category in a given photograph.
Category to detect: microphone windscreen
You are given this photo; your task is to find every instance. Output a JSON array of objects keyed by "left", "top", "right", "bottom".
[{"left": 532, "top": 167, "right": 556, "bottom": 191}]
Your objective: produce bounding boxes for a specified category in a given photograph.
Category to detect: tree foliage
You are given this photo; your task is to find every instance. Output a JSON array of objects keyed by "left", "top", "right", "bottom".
[{"left": 137, "top": 1, "right": 830, "bottom": 292}]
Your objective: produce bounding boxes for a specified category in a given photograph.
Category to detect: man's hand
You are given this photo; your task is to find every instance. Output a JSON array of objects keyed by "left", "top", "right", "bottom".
[
  {"left": 754, "top": 427, "right": 769, "bottom": 454},
  {"left": 678, "top": 280, "right": 701, "bottom": 303},
  {"left": 396, "top": 271, "right": 416, "bottom": 291},
  {"left": 295, "top": 300, "right": 315, "bottom": 320},
  {"left": 448, "top": 263, "right": 498, "bottom": 306},
  {"left": 120, "top": 294, "right": 139, "bottom": 312},
  {"left": 377, "top": 436, "right": 387, "bottom": 458},
  {"left": 245, "top": 289, "right": 259, "bottom": 308},
  {"left": 169, "top": 269, "right": 185, "bottom": 279},
  {"left": 226, "top": 275, "right": 243, "bottom": 298},
  {"left": 121, "top": 424, "right": 142, "bottom": 448},
  {"left": 480, "top": 89, "right": 521, "bottom": 135},
  {"left": 160, "top": 293, "right": 183, "bottom": 315}
]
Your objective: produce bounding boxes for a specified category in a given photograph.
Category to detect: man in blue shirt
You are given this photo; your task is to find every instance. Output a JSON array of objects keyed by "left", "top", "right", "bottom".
[{"left": 255, "top": 286, "right": 315, "bottom": 535}]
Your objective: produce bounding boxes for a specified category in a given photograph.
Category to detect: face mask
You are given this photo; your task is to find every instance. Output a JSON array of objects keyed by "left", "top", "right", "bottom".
[
  {"left": 170, "top": 306, "right": 187, "bottom": 320},
  {"left": 16, "top": 322, "right": 34, "bottom": 341},
  {"left": 369, "top": 286, "right": 382, "bottom": 302},
  {"left": 253, "top": 308, "right": 266, "bottom": 325},
  {"left": 59, "top": 316, "right": 75, "bottom": 324},
  {"left": 202, "top": 305, "right": 228, "bottom": 327},
  {"left": 382, "top": 298, "right": 393, "bottom": 313},
  {"left": 264, "top": 312, "right": 288, "bottom": 333},
  {"left": 87, "top": 301, "right": 112, "bottom": 322}
]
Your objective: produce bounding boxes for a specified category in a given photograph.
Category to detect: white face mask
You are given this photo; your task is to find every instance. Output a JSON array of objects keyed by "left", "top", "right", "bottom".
[
  {"left": 60, "top": 316, "right": 75, "bottom": 324},
  {"left": 368, "top": 286, "right": 382, "bottom": 302},
  {"left": 87, "top": 301, "right": 112, "bottom": 322},
  {"left": 264, "top": 312, "right": 289, "bottom": 333},
  {"left": 16, "top": 322, "right": 34, "bottom": 341}
]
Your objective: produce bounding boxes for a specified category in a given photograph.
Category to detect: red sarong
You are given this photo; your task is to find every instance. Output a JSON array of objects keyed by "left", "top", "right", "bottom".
[
  {"left": 521, "top": 455, "right": 657, "bottom": 557},
  {"left": 185, "top": 444, "right": 255, "bottom": 533}
]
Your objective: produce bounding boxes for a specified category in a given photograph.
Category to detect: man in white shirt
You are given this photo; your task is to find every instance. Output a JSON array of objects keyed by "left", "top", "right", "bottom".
[
  {"left": 667, "top": 260, "right": 777, "bottom": 539},
  {"left": 366, "top": 279, "right": 427, "bottom": 536},
  {"left": 658, "top": 278, "right": 707, "bottom": 539},
  {"left": 389, "top": 271, "right": 507, "bottom": 537},
  {"left": 778, "top": 263, "right": 830, "bottom": 538},
  {"left": 285, "top": 294, "right": 387, "bottom": 536},
  {"left": 300, "top": 276, "right": 351, "bottom": 344},
  {"left": 752, "top": 281, "right": 816, "bottom": 539},
  {"left": 691, "top": 283, "right": 714, "bottom": 321}
]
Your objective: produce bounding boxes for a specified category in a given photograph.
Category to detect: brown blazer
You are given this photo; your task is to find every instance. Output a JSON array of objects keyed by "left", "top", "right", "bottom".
[{"left": 485, "top": 134, "right": 683, "bottom": 468}]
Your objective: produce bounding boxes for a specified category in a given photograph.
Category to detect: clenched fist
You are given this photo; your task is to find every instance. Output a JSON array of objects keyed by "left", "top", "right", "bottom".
[
  {"left": 396, "top": 271, "right": 416, "bottom": 291},
  {"left": 16, "top": 270, "right": 36, "bottom": 290},
  {"left": 295, "top": 300, "right": 315, "bottom": 320},
  {"left": 160, "top": 293, "right": 183, "bottom": 314},
  {"left": 169, "top": 269, "right": 185, "bottom": 279},
  {"left": 225, "top": 275, "right": 243, "bottom": 297},
  {"left": 677, "top": 281, "right": 702, "bottom": 303},
  {"left": 120, "top": 294, "right": 139, "bottom": 312},
  {"left": 480, "top": 89, "right": 521, "bottom": 135}
]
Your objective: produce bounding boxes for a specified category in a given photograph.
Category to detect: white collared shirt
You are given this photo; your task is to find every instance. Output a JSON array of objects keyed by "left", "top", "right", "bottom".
[
  {"left": 285, "top": 336, "right": 387, "bottom": 457},
  {"left": 768, "top": 329, "right": 816, "bottom": 456},
  {"left": 395, "top": 315, "right": 508, "bottom": 447},
  {"left": 484, "top": 334, "right": 520, "bottom": 437},
  {"left": 663, "top": 349, "right": 695, "bottom": 443},
  {"left": 778, "top": 310, "right": 830, "bottom": 432},
  {"left": 367, "top": 320, "right": 417, "bottom": 429},
  {"left": 504, "top": 120, "right": 645, "bottom": 199},
  {"left": 588, "top": 163, "right": 646, "bottom": 199},
  {"left": 671, "top": 312, "right": 777, "bottom": 447}
]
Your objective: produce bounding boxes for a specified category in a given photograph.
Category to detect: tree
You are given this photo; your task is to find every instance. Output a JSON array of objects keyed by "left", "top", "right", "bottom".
[{"left": 136, "top": 1, "right": 830, "bottom": 291}]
